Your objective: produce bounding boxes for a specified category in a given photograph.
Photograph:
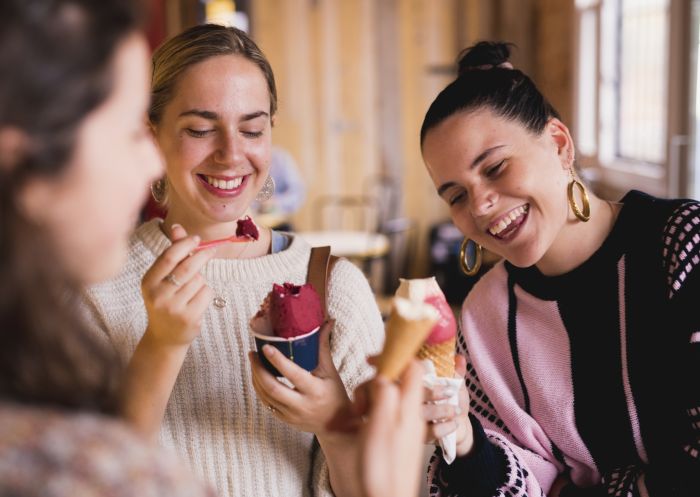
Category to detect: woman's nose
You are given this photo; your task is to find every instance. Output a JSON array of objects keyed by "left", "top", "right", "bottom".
[
  {"left": 469, "top": 185, "right": 497, "bottom": 217},
  {"left": 213, "top": 131, "right": 241, "bottom": 165}
]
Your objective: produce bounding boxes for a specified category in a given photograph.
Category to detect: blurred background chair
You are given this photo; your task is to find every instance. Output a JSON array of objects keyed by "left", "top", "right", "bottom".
[
  {"left": 362, "top": 174, "right": 417, "bottom": 296},
  {"left": 299, "top": 194, "right": 389, "bottom": 297},
  {"left": 302, "top": 177, "right": 417, "bottom": 318}
]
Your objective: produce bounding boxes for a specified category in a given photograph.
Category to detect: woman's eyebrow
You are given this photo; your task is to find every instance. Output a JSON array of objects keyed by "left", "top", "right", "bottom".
[
  {"left": 177, "top": 109, "right": 218, "bottom": 120},
  {"left": 470, "top": 145, "right": 505, "bottom": 169},
  {"left": 240, "top": 111, "right": 269, "bottom": 122},
  {"left": 436, "top": 145, "right": 506, "bottom": 196}
]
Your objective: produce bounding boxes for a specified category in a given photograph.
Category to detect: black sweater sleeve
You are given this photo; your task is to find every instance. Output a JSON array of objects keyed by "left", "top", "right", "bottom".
[{"left": 431, "top": 415, "right": 508, "bottom": 497}]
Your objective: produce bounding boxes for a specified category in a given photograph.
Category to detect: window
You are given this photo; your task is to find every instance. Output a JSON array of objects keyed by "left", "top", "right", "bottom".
[{"left": 575, "top": 0, "right": 674, "bottom": 196}]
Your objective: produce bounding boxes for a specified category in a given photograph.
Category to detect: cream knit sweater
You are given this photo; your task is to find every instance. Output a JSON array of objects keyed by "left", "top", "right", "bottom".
[{"left": 83, "top": 220, "right": 384, "bottom": 497}]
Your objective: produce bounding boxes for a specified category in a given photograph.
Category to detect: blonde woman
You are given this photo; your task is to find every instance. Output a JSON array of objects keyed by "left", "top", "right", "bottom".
[{"left": 83, "top": 24, "right": 383, "bottom": 497}]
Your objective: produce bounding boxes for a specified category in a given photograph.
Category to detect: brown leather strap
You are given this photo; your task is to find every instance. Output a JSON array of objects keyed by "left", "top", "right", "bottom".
[{"left": 307, "top": 246, "right": 338, "bottom": 320}]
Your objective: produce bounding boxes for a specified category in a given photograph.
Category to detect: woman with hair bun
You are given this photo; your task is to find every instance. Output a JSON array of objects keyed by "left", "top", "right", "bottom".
[{"left": 418, "top": 41, "right": 700, "bottom": 496}]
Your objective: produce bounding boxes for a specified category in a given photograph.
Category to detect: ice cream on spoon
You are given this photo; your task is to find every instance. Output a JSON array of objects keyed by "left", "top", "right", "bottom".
[{"left": 195, "top": 215, "right": 259, "bottom": 251}]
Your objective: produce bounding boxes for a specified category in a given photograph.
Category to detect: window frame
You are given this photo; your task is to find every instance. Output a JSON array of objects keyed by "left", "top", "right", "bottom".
[{"left": 573, "top": 0, "right": 693, "bottom": 198}]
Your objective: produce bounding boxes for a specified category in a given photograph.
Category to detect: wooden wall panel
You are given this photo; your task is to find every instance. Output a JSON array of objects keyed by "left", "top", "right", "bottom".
[{"left": 245, "top": 0, "right": 574, "bottom": 278}]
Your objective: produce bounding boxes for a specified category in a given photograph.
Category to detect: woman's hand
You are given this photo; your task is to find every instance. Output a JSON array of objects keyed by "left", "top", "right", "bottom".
[
  {"left": 423, "top": 354, "right": 475, "bottom": 457},
  {"left": 122, "top": 224, "right": 214, "bottom": 437},
  {"left": 250, "top": 320, "right": 369, "bottom": 497},
  {"left": 249, "top": 320, "right": 351, "bottom": 435},
  {"left": 357, "top": 360, "right": 427, "bottom": 497},
  {"left": 141, "top": 224, "right": 214, "bottom": 347}
]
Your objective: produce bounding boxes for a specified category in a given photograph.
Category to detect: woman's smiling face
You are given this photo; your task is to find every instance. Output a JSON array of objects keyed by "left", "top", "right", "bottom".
[
  {"left": 422, "top": 107, "right": 574, "bottom": 268},
  {"left": 154, "top": 53, "right": 272, "bottom": 228}
]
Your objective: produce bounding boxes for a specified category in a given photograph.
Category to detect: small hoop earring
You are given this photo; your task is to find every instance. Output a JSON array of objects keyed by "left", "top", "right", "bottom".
[
  {"left": 151, "top": 177, "right": 167, "bottom": 204},
  {"left": 567, "top": 176, "right": 590, "bottom": 222},
  {"left": 256, "top": 175, "right": 276, "bottom": 202},
  {"left": 459, "top": 238, "right": 482, "bottom": 276}
]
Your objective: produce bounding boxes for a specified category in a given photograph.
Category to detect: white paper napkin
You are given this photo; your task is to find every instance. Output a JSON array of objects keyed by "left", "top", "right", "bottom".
[{"left": 421, "top": 359, "right": 462, "bottom": 464}]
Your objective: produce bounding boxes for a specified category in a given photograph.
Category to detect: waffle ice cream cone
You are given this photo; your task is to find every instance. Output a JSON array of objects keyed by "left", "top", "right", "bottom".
[
  {"left": 396, "top": 277, "right": 457, "bottom": 378},
  {"left": 376, "top": 297, "right": 439, "bottom": 381},
  {"left": 417, "top": 338, "right": 456, "bottom": 377}
]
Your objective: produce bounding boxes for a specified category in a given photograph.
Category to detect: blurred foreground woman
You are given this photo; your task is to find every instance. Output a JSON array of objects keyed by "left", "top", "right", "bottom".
[{"left": 0, "top": 1, "right": 214, "bottom": 495}]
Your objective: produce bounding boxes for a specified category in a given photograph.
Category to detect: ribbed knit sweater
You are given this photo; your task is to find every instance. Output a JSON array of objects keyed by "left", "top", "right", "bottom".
[
  {"left": 429, "top": 191, "right": 700, "bottom": 497},
  {"left": 83, "top": 219, "right": 384, "bottom": 497}
]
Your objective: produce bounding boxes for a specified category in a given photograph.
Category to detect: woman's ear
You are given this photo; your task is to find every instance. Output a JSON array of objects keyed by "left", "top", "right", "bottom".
[
  {"left": 17, "top": 175, "right": 53, "bottom": 227},
  {"left": 547, "top": 118, "right": 575, "bottom": 170},
  {"left": 0, "top": 126, "right": 29, "bottom": 173}
]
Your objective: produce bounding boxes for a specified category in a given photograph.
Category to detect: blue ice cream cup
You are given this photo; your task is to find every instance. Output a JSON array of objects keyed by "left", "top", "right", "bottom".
[{"left": 252, "top": 326, "right": 321, "bottom": 377}]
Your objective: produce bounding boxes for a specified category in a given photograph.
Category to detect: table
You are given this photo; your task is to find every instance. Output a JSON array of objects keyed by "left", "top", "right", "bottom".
[{"left": 297, "top": 230, "right": 390, "bottom": 259}]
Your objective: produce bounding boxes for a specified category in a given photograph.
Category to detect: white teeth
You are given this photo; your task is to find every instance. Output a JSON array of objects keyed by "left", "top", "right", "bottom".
[
  {"left": 489, "top": 205, "right": 528, "bottom": 236},
  {"left": 204, "top": 175, "right": 243, "bottom": 190}
]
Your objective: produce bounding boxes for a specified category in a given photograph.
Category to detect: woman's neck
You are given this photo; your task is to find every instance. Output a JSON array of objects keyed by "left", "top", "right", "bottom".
[{"left": 536, "top": 195, "right": 621, "bottom": 276}]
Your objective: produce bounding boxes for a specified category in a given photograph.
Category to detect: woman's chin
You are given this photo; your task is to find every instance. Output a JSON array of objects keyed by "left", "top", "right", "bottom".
[{"left": 501, "top": 249, "right": 542, "bottom": 269}]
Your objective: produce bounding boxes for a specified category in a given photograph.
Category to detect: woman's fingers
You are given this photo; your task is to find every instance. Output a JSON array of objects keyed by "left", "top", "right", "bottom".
[
  {"left": 187, "top": 284, "right": 214, "bottom": 317},
  {"left": 422, "top": 402, "right": 460, "bottom": 423},
  {"left": 166, "top": 272, "right": 206, "bottom": 307},
  {"left": 146, "top": 238, "right": 200, "bottom": 282},
  {"left": 364, "top": 376, "right": 400, "bottom": 440},
  {"left": 425, "top": 383, "right": 458, "bottom": 403},
  {"left": 351, "top": 380, "right": 371, "bottom": 417},
  {"left": 261, "top": 344, "right": 319, "bottom": 393},
  {"left": 170, "top": 223, "right": 188, "bottom": 242},
  {"left": 399, "top": 360, "right": 426, "bottom": 402},
  {"left": 159, "top": 248, "right": 215, "bottom": 293},
  {"left": 429, "top": 419, "right": 458, "bottom": 440},
  {"left": 454, "top": 354, "right": 467, "bottom": 378},
  {"left": 249, "top": 350, "right": 301, "bottom": 407},
  {"left": 143, "top": 222, "right": 218, "bottom": 292},
  {"left": 313, "top": 320, "right": 336, "bottom": 375}
]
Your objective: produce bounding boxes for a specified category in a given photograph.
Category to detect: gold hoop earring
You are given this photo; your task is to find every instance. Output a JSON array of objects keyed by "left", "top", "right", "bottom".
[
  {"left": 459, "top": 238, "right": 482, "bottom": 276},
  {"left": 151, "top": 177, "right": 167, "bottom": 204},
  {"left": 567, "top": 177, "right": 590, "bottom": 222},
  {"left": 255, "top": 175, "right": 276, "bottom": 202}
]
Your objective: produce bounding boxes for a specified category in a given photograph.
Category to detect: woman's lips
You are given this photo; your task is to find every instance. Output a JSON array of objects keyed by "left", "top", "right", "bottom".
[
  {"left": 196, "top": 173, "right": 249, "bottom": 198},
  {"left": 487, "top": 204, "right": 529, "bottom": 242}
]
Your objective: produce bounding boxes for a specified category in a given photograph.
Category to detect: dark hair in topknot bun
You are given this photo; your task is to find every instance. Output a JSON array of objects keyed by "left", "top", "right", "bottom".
[
  {"left": 421, "top": 41, "right": 560, "bottom": 145},
  {"left": 457, "top": 41, "right": 514, "bottom": 74}
]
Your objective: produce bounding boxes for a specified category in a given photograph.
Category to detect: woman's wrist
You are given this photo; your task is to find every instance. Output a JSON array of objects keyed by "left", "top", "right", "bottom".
[
  {"left": 317, "top": 431, "right": 362, "bottom": 497},
  {"left": 141, "top": 327, "right": 192, "bottom": 356},
  {"left": 455, "top": 414, "right": 475, "bottom": 457}
]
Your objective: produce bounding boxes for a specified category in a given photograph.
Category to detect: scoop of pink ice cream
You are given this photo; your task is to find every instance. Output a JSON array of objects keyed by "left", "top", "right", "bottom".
[
  {"left": 236, "top": 216, "right": 259, "bottom": 240},
  {"left": 269, "top": 283, "right": 324, "bottom": 339},
  {"left": 423, "top": 294, "right": 456, "bottom": 345},
  {"left": 395, "top": 277, "right": 456, "bottom": 346}
]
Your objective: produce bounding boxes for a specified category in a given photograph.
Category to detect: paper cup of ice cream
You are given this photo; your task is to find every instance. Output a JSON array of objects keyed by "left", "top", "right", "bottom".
[
  {"left": 252, "top": 326, "right": 321, "bottom": 377},
  {"left": 250, "top": 282, "right": 324, "bottom": 377}
]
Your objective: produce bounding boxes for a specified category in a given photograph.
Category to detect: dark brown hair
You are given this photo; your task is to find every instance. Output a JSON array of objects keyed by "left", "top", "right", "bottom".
[
  {"left": 0, "top": 0, "right": 142, "bottom": 413},
  {"left": 420, "top": 41, "right": 560, "bottom": 145}
]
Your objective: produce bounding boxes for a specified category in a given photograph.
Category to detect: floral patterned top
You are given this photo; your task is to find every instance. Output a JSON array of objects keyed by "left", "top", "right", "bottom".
[{"left": 0, "top": 402, "right": 216, "bottom": 497}]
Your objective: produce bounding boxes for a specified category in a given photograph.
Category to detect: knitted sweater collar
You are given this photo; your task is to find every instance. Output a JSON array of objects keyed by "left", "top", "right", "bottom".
[{"left": 134, "top": 219, "right": 311, "bottom": 283}]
